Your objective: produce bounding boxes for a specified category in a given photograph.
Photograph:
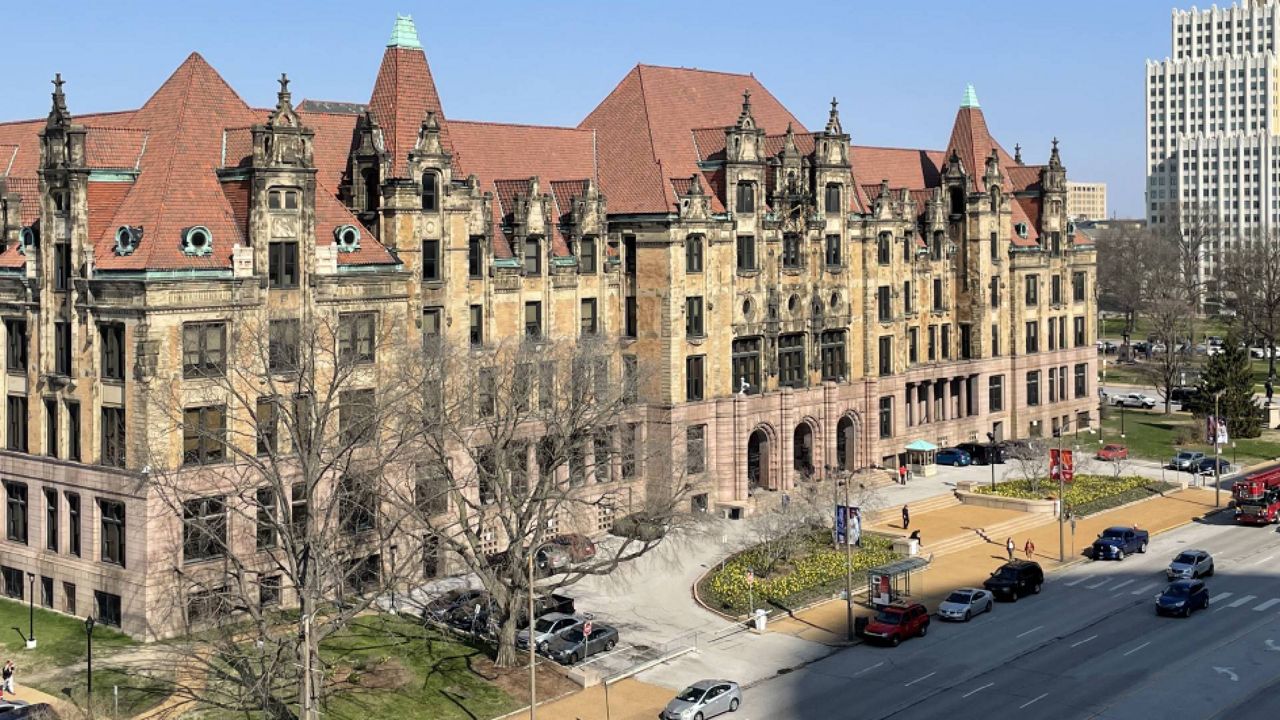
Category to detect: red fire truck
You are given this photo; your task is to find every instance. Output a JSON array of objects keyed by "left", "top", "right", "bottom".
[{"left": 1233, "top": 462, "right": 1280, "bottom": 525}]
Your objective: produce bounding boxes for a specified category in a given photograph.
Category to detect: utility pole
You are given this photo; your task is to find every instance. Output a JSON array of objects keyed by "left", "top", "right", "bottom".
[
  {"left": 1214, "top": 390, "right": 1224, "bottom": 507},
  {"left": 1058, "top": 424, "right": 1066, "bottom": 562},
  {"left": 528, "top": 550, "right": 537, "bottom": 720},
  {"left": 986, "top": 432, "right": 997, "bottom": 489},
  {"left": 842, "top": 476, "right": 854, "bottom": 641}
]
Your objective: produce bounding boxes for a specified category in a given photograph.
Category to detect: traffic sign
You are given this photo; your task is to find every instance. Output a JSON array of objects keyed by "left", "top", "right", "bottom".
[
  {"left": 745, "top": 570, "right": 755, "bottom": 587},
  {"left": 583, "top": 620, "right": 593, "bottom": 636}
]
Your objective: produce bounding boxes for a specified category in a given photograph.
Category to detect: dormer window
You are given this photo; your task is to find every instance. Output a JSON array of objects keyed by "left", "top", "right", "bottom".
[
  {"left": 268, "top": 189, "right": 299, "bottom": 211},
  {"left": 334, "top": 225, "right": 361, "bottom": 253},
  {"left": 422, "top": 173, "right": 439, "bottom": 211},
  {"left": 114, "top": 226, "right": 141, "bottom": 256},
  {"left": 18, "top": 226, "right": 37, "bottom": 256},
  {"left": 1015, "top": 222, "right": 1029, "bottom": 239},
  {"left": 181, "top": 226, "right": 213, "bottom": 257},
  {"left": 824, "top": 184, "right": 842, "bottom": 216}
]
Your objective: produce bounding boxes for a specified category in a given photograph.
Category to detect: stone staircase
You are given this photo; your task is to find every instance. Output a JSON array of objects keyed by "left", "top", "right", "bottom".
[
  {"left": 865, "top": 492, "right": 960, "bottom": 526},
  {"left": 920, "top": 512, "right": 1053, "bottom": 558}
]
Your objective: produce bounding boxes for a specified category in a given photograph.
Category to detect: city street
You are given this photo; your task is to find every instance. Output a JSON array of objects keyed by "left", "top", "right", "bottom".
[{"left": 739, "top": 514, "right": 1280, "bottom": 719}]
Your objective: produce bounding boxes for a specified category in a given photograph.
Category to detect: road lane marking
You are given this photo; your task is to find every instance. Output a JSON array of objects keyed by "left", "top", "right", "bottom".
[
  {"left": 1086, "top": 578, "right": 1111, "bottom": 589},
  {"left": 1017, "top": 625, "right": 1043, "bottom": 638},
  {"left": 1131, "top": 582, "right": 1159, "bottom": 595},
  {"left": 1229, "top": 595, "right": 1258, "bottom": 608},
  {"left": 1255, "top": 554, "right": 1275, "bottom": 565},
  {"left": 1020, "top": 693, "right": 1049, "bottom": 709},
  {"left": 904, "top": 672, "right": 936, "bottom": 687},
  {"left": 962, "top": 682, "right": 995, "bottom": 698},
  {"left": 1255, "top": 599, "right": 1280, "bottom": 612},
  {"left": 1213, "top": 592, "right": 1233, "bottom": 605},
  {"left": 854, "top": 662, "right": 884, "bottom": 677},
  {"left": 1123, "top": 641, "right": 1151, "bottom": 656},
  {"left": 1110, "top": 579, "right": 1134, "bottom": 591},
  {"left": 1071, "top": 634, "right": 1098, "bottom": 648},
  {"left": 1066, "top": 575, "right": 1093, "bottom": 587}
]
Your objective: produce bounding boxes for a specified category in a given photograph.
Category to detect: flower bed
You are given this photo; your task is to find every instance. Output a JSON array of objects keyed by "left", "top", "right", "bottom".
[
  {"left": 972, "top": 474, "right": 1177, "bottom": 515},
  {"left": 699, "top": 531, "right": 897, "bottom": 616}
]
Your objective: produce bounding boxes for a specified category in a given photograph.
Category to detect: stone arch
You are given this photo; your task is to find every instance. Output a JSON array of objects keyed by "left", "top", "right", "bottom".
[
  {"left": 792, "top": 417, "right": 819, "bottom": 480},
  {"left": 836, "top": 411, "right": 863, "bottom": 472},
  {"left": 747, "top": 424, "right": 778, "bottom": 494}
]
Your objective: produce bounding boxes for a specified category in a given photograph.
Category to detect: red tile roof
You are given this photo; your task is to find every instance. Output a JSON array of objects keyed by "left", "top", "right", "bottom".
[
  {"left": 581, "top": 64, "right": 803, "bottom": 214},
  {"left": 87, "top": 181, "right": 132, "bottom": 252},
  {"left": 6, "top": 178, "right": 38, "bottom": 225},
  {"left": 1012, "top": 196, "right": 1041, "bottom": 247},
  {"left": 299, "top": 110, "right": 359, "bottom": 197},
  {"left": 367, "top": 46, "right": 453, "bottom": 178},
  {"left": 1006, "top": 164, "right": 1044, "bottom": 193},
  {"left": 945, "top": 107, "right": 1014, "bottom": 193},
  {"left": 850, "top": 146, "right": 945, "bottom": 191},
  {"left": 85, "top": 127, "right": 149, "bottom": 169}
]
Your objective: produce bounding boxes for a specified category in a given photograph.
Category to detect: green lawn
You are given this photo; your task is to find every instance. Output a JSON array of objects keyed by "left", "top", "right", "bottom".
[
  {"left": 55, "top": 667, "right": 170, "bottom": 718},
  {"left": 1102, "top": 356, "right": 1280, "bottom": 394},
  {"left": 0, "top": 598, "right": 135, "bottom": 675},
  {"left": 1090, "top": 405, "right": 1280, "bottom": 467},
  {"left": 1100, "top": 315, "right": 1232, "bottom": 342}
]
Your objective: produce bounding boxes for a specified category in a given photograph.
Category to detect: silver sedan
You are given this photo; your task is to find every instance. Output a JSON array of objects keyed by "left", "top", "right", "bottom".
[
  {"left": 937, "top": 587, "right": 994, "bottom": 622},
  {"left": 661, "top": 679, "right": 742, "bottom": 720},
  {"left": 1167, "top": 549, "right": 1214, "bottom": 580}
]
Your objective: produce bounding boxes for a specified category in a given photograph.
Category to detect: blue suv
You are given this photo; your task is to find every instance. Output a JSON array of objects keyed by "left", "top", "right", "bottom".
[
  {"left": 1155, "top": 580, "right": 1209, "bottom": 617},
  {"left": 936, "top": 448, "right": 972, "bottom": 467}
]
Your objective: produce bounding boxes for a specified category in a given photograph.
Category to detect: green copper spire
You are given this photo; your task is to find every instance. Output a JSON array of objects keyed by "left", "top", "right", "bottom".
[
  {"left": 387, "top": 14, "right": 422, "bottom": 49},
  {"left": 961, "top": 83, "right": 981, "bottom": 109}
]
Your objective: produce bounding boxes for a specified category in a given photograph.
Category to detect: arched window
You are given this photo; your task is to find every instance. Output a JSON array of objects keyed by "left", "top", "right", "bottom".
[
  {"left": 793, "top": 423, "right": 814, "bottom": 477},
  {"left": 422, "top": 172, "right": 439, "bottom": 211}
]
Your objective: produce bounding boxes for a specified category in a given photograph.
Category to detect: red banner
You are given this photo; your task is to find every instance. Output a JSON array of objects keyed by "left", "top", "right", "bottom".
[{"left": 1050, "top": 449, "right": 1075, "bottom": 483}]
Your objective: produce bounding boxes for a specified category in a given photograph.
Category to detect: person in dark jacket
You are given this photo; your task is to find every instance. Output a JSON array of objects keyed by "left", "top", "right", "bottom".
[{"left": 902, "top": 504, "right": 910, "bottom": 530}]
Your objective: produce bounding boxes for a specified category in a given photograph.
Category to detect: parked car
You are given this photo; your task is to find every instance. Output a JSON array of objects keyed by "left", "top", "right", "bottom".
[
  {"left": 1170, "top": 450, "right": 1206, "bottom": 471},
  {"left": 1155, "top": 579, "right": 1210, "bottom": 617},
  {"left": 547, "top": 533, "right": 598, "bottom": 563},
  {"left": 424, "top": 589, "right": 487, "bottom": 624},
  {"left": 533, "top": 544, "right": 573, "bottom": 576},
  {"left": 861, "top": 602, "right": 930, "bottom": 646},
  {"left": 1197, "top": 457, "right": 1231, "bottom": 476},
  {"left": 544, "top": 622, "right": 619, "bottom": 664},
  {"left": 935, "top": 448, "right": 972, "bottom": 467},
  {"left": 1091, "top": 526, "right": 1149, "bottom": 560},
  {"left": 661, "top": 680, "right": 742, "bottom": 720},
  {"left": 1206, "top": 345, "right": 1225, "bottom": 356},
  {"left": 1112, "top": 393, "right": 1157, "bottom": 409},
  {"left": 1167, "top": 549, "right": 1215, "bottom": 580},
  {"left": 937, "top": 588, "right": 994, "bottom": 622},
  {"left": 1168, "top": 386, "right": 1201, "bottom": 405},
  {"left": 983, "top": 560, "right": 1044, "bottom": 601},
  {"left": 516, "top": 612, "right": 584, "bottom": 652},
  {"left": 1096, "top": 444, "right": 1129, "bottom": 461},
  {"left": 954, "top": 442, "right": 1006, "bottom": 465},
  {"left": 1251, "top": 346, "right": 1275, "bottom": 359}
]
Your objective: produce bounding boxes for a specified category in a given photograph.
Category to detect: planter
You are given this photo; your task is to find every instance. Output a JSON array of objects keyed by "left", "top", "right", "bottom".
[{"left": 956, "top": 490, "right": 1057, "bottom": 514}]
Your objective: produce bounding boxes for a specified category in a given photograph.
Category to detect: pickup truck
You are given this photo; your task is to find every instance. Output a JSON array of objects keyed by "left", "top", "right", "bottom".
[{"left": 1091, "top": 526, "right": 1149, "bottom": 561}]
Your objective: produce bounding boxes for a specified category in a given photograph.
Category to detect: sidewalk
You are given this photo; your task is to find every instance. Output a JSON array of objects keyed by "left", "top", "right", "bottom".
[
  {"left": 4, "top": 684, "right": 63, "bottom": 711},
  {"left": 502, "top": 677, "right": 675, "bottom": 720}
]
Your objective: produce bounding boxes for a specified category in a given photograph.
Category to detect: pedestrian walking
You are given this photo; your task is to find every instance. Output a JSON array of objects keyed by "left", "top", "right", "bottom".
[
  {"left": 1024, "top": 539, "right": 1035, "bottom": 559},
  {"left": 898, "top": 464, "right": 908, "bottom": 485},
  {"left": 1006, "top": 537, "right": 1015, "bottom": 561},
  {"left": 902, "top": 504, "right": 910, "bottom": 530},
  {"left": 3, "top": 660, "right": 16, "bottom": 697}
]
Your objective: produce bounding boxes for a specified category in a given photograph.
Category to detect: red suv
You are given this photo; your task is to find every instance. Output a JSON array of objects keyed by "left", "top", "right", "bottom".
[{"left": 861, "top": 602, "right": 930, "bottom": 646}]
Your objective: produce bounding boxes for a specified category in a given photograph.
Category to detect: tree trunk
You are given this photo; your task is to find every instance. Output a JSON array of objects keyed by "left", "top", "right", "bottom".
[
  {"left": 1269, "top": 341, "right": 1276, "bottom": 380},
  {"left": 495, "top": 608, "right": 522, "bottom": 668}
]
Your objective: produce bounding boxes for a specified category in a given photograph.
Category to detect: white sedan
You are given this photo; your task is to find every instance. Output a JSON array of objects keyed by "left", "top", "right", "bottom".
[{"left": 937, "top": 588, "right": 994, "bottom": 622}]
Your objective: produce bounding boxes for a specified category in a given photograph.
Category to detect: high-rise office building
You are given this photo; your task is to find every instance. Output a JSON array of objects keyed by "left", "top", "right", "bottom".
[
  {"left": 1146, "top": 0, "right": 1280, "bottom": 280},
  {"left": 1067, "top": 181, "right": 1108, "bottom": 221}
]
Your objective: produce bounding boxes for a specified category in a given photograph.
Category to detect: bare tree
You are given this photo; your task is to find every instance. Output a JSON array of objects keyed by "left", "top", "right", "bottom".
[
  {"left": 408, "top": 335, "right": 697, "bottom": 667},
  {"left": 137, "top": 314, "right": 430, "bottom": 719},
  {"left": 1222, "top": 232, "right": 1280, "bottom": 378},
  {"left": 1008, "top": 440, "right": 1050, "bottom": 495},
  {"left": 1096, "top": 221, "right": 1151, "bottom": 345}
]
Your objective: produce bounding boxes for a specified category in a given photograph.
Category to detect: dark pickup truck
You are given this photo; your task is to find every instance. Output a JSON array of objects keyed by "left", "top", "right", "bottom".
[{"left": 1091, "top": 526, "right": 1149, "bottom": 561}]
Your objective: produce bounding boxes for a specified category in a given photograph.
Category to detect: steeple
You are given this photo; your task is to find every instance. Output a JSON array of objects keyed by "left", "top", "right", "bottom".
[
  {"left": 266, "top": 73, "right": 300, "bottom": 128},
  {"left": 825, "top": 97, "right": 842, "bottom": 135},
  {"left": 1049, "top": 137, "right": 1062, "bottom": 168},
  {"left": 735, "top": 89, "right": 756, "bottom": 130},
  {"left": 961, "top": 83, "right": 981, "bottom": 109},
  {"left": 47, "top": 73, "right": 71, "bottom": 128},
  {"left": 387, "top": 14, "right": 423, "bottom": 49},
  {"left": 1014, "top": 143, "right": 1023, "bottom": 165}
]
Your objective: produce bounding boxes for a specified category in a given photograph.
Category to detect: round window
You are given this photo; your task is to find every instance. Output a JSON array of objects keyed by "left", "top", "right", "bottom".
[
  {"left": 334, "top": 224, "right": 362, "bottom": 252},
  {"left": 788, "top": 294, "right": 799, "bottom": 313},
  {"left": 188, "top": 228, "right": 209, "bottom": 248}
]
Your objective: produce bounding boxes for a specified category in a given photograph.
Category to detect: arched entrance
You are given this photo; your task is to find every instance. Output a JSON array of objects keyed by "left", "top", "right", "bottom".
[
  {"left": 793, "top": 423, "right": 815, "bottom": 479},
  {"left": 836, "top": 415, "right": 858, "bottom": 471},
  {"left": 747, "top": 429, "right": 771, "bottom": 493}
]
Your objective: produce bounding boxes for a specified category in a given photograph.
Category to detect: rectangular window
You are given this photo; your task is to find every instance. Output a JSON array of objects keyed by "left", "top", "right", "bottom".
[
  {"left": 1048, "top": 318, "right": 1057, "bottom": 351},
  {"left": 101, "top": 406, "right": 125, "bottom": 467},
  {"left": 525, "top": 301, "right": 542, "bottom": 338},
  {"left": 1051, "top": 275, "right": 1063, "bottom": 305},
  {"left": 421, "top": 173, "right": 438, "bottom": 210},
  {"left": 825, "top": 234, "right": 841, "bottom": 267},
  {"left": 991, "top": 323, "right": 1000, "bottom": 357},
  {"left": 1075, "top": 363, "right": 1088, "bottom": 398},
  {"left": 933, "top": 277, "right": 944, "bottom": 311},
  {"left": 581, "top": 298, "right": 598, "bottom": 336},
  {"left": 736, "top": 181, "right": 755, "bottom": 214},
  {"left": 928, "top": 326, "right": 937, "bottom": 361},
  {"left": 468, "top": 236, "right": 484, "bottom": 279},
  {"left": 989, "top": 375, "right": 1004, "bottom": 412},
  {"left": 469, "top": 305, "right": 483, "bottom": 347},
  {"left": 782, "top": 233, "right": 802, "bottom": 269},
  {"left": 290, "top": 482, "right": 308, "bottom": 537},
  {"left": 182, "top": 322, "right": 226, "bottom": 378},
  {"left": 339, "top": 473, "right": 377, "bottom": 534},
  {"left": 55, "top": 322, "right": 71, "bottom": 376},
  {"left": 685, "top": 235, "right": 703, "bottom": 273},
  {"left": 932, "top": 231, "right": 945, "bottom": 261},
  {"left": 1025, "top": 275, "right": 1039, "bottom": 306},
  {"left": 54, "top": 244, "right": 71, "bottom": 291},
  {"left": 40, "top": 576, "right": 52, "bottom": 608},
  {"left": 685, "top": 425, "right": 706, "bottom": 474},
  {"left": 268, "top": 319, "right": 300, "bottom": 373},
  {"left": 256, "top": 397, "right": 278, "bottom": 456},
  {"left": 99, "top": 499, "right": 125, "bottom": 567},
  {"left": 422, "top": 239, "right": 441, "bottom": 281},
  {"left": 877, "top": 232, "right": 891, "bottom": 265},
  {"left": 63, "top": 581, "right": 75, "bottom": 615},
  {"left": 259, "top": 575, "right": 281, "bottom": 609},
  {"left": 338, "top": 312, "right": 376, "bottom": 365},
  {"left": 990, "top": 277, "right": 1001, "bottom": 309},
  {"left": 182, "top": 496, "right": 226, "bottom": 562},
  {"left": 524, "top": 237, "right": 541, "bottom": 275},
  {"left": 5, "top": 481, "right": 27, "bottom": 544},
  {"left": 736, "top": 235, "right": 756, "bottom": 271},
  {"left": 1025, "top": 321, "right": 1039, "bottom": 353},
  {"left": 66, "top": 401, "right": 79, "bottom": 462},
  {"left": 478, "top": 368, "right": 496, "bottom": 417},
  {"left": 0, "top": 567, "right": 20, "bottom": 599},
  {"left": 94, "top": 591, "right": 122, "bottom": 627},
  {"left": 579, "top": 236, "right": 597, "bottom": 274},
  {"left": 624, "top": 235, "right": 637, "bottom": 277},
  {"left": 622, "top": 355, "right": 638, "bottom": 403},
  {"left": 5, "top": 319, "right": 27, "bottom": 374},
  {"left": 879, "top": 396, "right": 894, "bottom": 439},
  {"left": 1059, "top": 365, "right": 1067, "bottom": 402},
  {"left": 941, "top": 325, "right": 951, "bottom": 360},
  {"left": 903, "top": 281, "right": 914, "bottom": 314},
  {"left": 731, "top": 338, "right": 762, "bottom": 394},
  {"left": 625, "top": 296, "right": 637, "bottom": 338},
  {"left": 182, "top": 406, "right": 226, "bottom": 466},
  {"left": 778, "top": 333, "right": 806, "bottom": 388},
  {"left": 1049, "top": 367, "right": 1058, "bottom": 403},
  {"left": 256, "top": 487, "right": 277, "bottom": 550},
  {"left": 877, "top": 286, "right": 892, "bottom": 322},
  {"left": 1026, "top": 370, "right": 1041, "bottom": 407},
  {"left": 7, "top": 395, "right": 27, "bottom": 453},
  {"left": 878, "top": 336, "right": 893, "bottom": 376},
  {"left": 422, "top": 307, "right": 443, "bottom": 347},
  {"left": 339, "top": 389, "right": 376, "bottom": 445},
  {"left": 908, "top": 327, "right": 919, "bottom": 364},
  {"left": 44, "top": 398, "right": 57, "bottom": 458},
  {"left": 269, "top": 242, "right": 299, "bottom": 288},
  {"left": 686, "top": 355, "right": 705, "bottom": 401},
  {"left": 1072, "top": 271, "right": 1087, "bottom": 302},
  {"left": 960, "top": 324, "right": 972, "bottom": 360},
  {"left": 621, "top": 423, "right": 638, "bottom": 478},
  {"left": 825, "top": 184, "right": 842, "bottom": 215},
  {"left": 820, "top": 330, "right": 846, "bottom": 381},
  {"left": 67, "top": 492, "right": 80, "bottom": 556},
  {"left": 686, "top": 297, "right": 704, "bottom": 338},
  {"left": 1074, "top": 317, "right": 1086, "bottom": 347},
  {"left": 99, "top": 324, "right": 125, "bottom": 381}
]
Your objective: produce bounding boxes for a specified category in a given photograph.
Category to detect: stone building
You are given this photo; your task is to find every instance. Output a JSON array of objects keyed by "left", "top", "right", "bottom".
[{"left": 0, "top": 16, "right": 1096, "bottom": 638}]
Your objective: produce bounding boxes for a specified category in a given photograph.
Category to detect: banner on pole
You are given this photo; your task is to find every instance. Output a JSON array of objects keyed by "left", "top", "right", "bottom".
[
  {"left": 1049, "top": 448, "right": 1075, "bottom": 483},
  {"left": 1207, "top": 416, "right": 1229, "bottom": 446},
  {"left": 835, "top": 504, "right": 862, "bottom": 545}
]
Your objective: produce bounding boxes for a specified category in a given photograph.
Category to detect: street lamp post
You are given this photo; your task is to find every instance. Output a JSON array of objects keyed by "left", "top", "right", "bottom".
[
  {"left": 1214, "top": 390, "right": 1224, "bottom": 507},
  {"left": 528, "top": 549, "right": 537, "bottom": 720},
  {"left": 85, "top": 616, "right": 96, "bottom": 714},
  {"left": 25, "top": 572, "right": 35, "bottom": 649},
  {"left": 827, "top": 465, "right": 855, "bottom": 641},
  {"left": 986, "top": 432, "right": 997, "bottom": 489}
]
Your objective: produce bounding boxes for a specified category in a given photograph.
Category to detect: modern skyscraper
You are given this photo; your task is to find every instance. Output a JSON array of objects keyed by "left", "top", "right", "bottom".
[
  {"left": 1146, "top": 0, "right": 1280, "bottom": 280},
  {"left": 1067, "top": 181, "right": 1108, "bottom": 221}
]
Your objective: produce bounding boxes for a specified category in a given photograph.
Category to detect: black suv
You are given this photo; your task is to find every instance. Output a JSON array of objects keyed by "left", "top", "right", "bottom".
[
  {"left": 983, "top": 560, "right": 1044, "bottom": 601},
  {"left": 1168, "top": 386, "right": 1200, "bottom": 406},
  {"left": 955, "top": 442, "right": 1005, "bottom": 465}
]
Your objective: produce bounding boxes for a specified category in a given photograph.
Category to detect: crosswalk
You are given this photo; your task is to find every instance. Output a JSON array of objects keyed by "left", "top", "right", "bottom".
[{"left": 1057, "top": 574, "right": 1280, "bottom": 612}]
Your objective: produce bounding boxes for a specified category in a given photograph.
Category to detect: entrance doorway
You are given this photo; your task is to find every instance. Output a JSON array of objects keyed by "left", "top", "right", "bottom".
[
  {"left": 793, "top": 423, "right": 814, "bottom": 479},
  {"left": 747, "top": 429, "right": 770, "bottom": 492},
  {"left": 836, "top": 416, "right": 857, "bottom": 471}
]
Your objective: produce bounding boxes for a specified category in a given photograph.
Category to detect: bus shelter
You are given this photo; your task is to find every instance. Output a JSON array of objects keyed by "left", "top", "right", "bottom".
[{"left": 865, "top": 556, "right": 931, "bottom": 608}]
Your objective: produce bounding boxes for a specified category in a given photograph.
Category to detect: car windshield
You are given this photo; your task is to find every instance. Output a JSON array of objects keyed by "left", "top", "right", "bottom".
[
  {"left": 874, "top": 611, "right": 903, "bottom": 624},
  {"left": 1163, "top": 585, "right": 1191, "bottom": 597},
  {"left": 994, "top": 568, "right": 1019, "bottom": 580},
  {"left": 677, "top": 688, "right": 706, "bottom": 703},
  {"left": 534, "top": 618, "right": 561, "bottom": 633},
  {"left": 1101, "top": 529, "right": 1126, "bottom": 538},
  {"left": 1177, "top": 452, "right": 1195, "bottom": 459},
  {"left": 945, "top": 592, "right": 972, "bottom": 604},
  {"left": 1173, "top": 553, "right": 1198, "bottom": 565}
]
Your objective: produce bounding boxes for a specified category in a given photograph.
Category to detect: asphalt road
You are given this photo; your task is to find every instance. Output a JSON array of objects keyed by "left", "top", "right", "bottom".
[{"left": 740, "top": 513, "right": 1280, "bottom": 720}]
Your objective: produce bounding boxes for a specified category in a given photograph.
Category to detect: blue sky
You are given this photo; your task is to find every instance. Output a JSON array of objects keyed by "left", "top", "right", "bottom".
[{"left": 5, "top": 0, "right": 1182, "bottom": 217}]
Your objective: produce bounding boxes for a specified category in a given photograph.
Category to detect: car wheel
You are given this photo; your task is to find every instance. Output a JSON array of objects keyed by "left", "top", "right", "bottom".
[
  {"left": 694, "top": 714, "right": 704, "bottom": 720},
  {"left": 729, "top": 697, "right": 740, "bottom": 712},
  {"left": 963, "top": 610, "right": 971, "bottom": 622},
  {"left": 1207, "top": 564, "right": 1215, "bottom": 577},
  {"left": 890, "top": 634, "right": 901, "bottom": 647},
  {"left": 986, "top": 599, "right": 994, "bottom": 614},
  {"left": 1032, "top": 582, "right": 1042, "bottom": 595},
  {"left": 1116, "top": 550, "right": 1125, "bottom": 560},
  {"left": 604, "top": 639, "right": 616, "bottom": 651},
  {"left": 919, "top": 623, "right": 929, "bottom": 637},
  {"left": 1183, "top": 606, "right": 1191, "bottom": 618},
  {"left": 1139, "top": 542, "right": 1148, "bottom": 554},
  {"left": 1010, "top": 591, "right": 1019, "bottom": 603}
]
